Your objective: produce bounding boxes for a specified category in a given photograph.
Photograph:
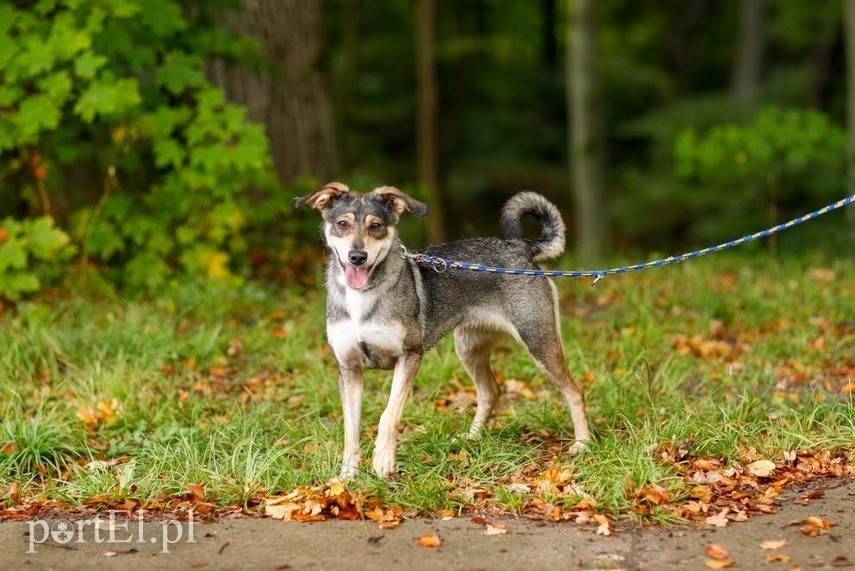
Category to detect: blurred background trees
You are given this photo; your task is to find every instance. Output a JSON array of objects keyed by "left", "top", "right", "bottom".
[{"left": 1, "top": 0, "right": 853, "bottom": 299}]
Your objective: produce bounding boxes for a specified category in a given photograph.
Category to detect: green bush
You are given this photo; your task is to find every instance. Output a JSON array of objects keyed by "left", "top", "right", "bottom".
[
  {"left": 0, "top": 216, "right": 74, "bottom": 301},
  {"left": 613, "top": 106, "right": 847, "bottom": 249},
  {"left": 0, "top": 0, "right": 276, "bottom": 295}
]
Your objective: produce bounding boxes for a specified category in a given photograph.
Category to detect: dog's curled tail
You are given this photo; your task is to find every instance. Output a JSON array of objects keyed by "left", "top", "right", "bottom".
[{"left": 500, "top": 192, "right": 566, "bottom": 261}]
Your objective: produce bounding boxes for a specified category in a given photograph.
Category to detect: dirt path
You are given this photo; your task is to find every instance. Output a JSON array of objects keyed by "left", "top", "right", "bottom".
[{"left": 2, "top": 481, "right": 853, "bottom": 570}]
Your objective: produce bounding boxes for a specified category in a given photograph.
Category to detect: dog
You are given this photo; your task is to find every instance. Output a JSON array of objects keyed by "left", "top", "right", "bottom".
[{"left": 296, "top": 182, "right": 591, "bottom": 479}]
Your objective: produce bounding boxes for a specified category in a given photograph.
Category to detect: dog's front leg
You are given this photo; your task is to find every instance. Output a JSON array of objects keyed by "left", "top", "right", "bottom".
[
  {"left": 372, "top": 353, "right": 422, "bottom": 478},
  {"left": 338, "top": 367, "right": 364, "bottom": 480}
]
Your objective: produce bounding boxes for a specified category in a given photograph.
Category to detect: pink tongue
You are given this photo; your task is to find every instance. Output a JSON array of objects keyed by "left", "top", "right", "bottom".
[{"left": 344, "top": 266, "right": 370, "bottom": 289}]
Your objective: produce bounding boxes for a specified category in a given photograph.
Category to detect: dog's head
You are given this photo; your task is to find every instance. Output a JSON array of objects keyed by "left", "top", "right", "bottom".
[{"left": 296, "top": 182, "right": 428, "bottom": 290}]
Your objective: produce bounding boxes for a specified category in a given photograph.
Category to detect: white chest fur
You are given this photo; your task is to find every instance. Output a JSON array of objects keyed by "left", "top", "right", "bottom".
[{"left": 327, "top": 288, "right": 406, "bottom": 365}]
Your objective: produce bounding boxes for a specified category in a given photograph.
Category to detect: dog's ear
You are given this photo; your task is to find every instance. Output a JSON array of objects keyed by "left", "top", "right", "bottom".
[
  {"left": 371, "top": 186, "right": 429, "bottom": 217},
  {"left": 295, "top": 182, "right": 350, "bottom": 211}
]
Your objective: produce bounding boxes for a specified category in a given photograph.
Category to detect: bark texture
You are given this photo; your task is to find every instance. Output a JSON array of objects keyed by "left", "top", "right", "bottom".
[{"left": 206, "top": 0, "right": 338, "bottom": 185}]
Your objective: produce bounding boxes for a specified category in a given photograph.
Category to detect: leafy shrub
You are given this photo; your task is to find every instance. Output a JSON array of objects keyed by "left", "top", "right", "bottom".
[
  {"left": 613, "top": 106, "right": 847, "bottom": 249},
  {"left": 0, "top": 216, "right": 74, "bottom": 301},
  {"left": 674, "top": 107, "right": 846, "bottom": 242},
  {"left": 0, "top": 0, "right": 276, "bottom": 294}
]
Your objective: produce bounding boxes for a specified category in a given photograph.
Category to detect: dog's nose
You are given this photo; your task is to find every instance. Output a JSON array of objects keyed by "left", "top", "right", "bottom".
[{"left": 348, "top": 250, "right": 368, "bottom": 266}]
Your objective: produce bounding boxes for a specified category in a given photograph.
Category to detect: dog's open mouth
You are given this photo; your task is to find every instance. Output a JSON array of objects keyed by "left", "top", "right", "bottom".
[{"left": 342, "top": 263, "right": 373, "bottom": 289}]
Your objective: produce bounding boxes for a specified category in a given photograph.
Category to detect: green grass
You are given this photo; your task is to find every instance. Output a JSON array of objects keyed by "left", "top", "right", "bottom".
[{"left": 0, "top": 253, "right": 853, "bottom": 520}]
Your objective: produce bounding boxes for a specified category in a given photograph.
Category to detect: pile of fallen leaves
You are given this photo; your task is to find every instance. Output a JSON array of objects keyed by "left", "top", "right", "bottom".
[{"left": 264, "top": 480, "right": 404, "bottom": 527}]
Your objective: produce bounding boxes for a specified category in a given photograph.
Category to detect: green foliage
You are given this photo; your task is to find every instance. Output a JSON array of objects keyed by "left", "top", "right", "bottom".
[
  {"left": 0, "top": 216, "right": 75, "bottom": 301},
  {"left": 0, "top": 0, "right": 275, "bottom": 294},
  {"left": 672, "top": 107, "right": 847, "bottom": 241},
  {"left": 613, "top": 105, "right": 848, "bottom": 249},
  {"left": 675, "top": 107, "right": 846, "bottom": 190}
]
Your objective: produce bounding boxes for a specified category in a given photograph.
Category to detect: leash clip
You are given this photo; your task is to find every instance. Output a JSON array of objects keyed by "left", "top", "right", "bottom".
[{"left": 430, "top": 257, "right": 448, "bottom": 273}]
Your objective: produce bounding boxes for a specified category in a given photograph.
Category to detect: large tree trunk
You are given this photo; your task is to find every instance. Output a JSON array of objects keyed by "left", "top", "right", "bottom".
[
  {"left": 206, "top": 0, "right": 338, "bottom": 185},
  {"left": 731, "top": 0, "right": 766, "bottom": 105},
  {"left": 845, "top": 0, "right": 855, "bottom": 225},
  {"left": 417, "top": 0, "right": 446, "bottom": 244},
  {"left": 567, "top": 0, "right": 606, "bottom": 263}
]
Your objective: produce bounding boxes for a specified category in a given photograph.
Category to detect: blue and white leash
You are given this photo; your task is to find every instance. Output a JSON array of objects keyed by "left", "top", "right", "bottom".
[{"left": 402, "top": 194, "right": 855, "bottom": 285}]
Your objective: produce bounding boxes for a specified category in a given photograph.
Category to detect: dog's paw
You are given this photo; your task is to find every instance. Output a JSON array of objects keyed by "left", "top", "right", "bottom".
[
  {"left": 339, "top": 454, "right": 362, "bottom": 481},
  {"left": 567, "top": 440, "right": 590, "bottom": 455},
  {"left": 371, "top": 445, "right": 397, "bottom": 478}
]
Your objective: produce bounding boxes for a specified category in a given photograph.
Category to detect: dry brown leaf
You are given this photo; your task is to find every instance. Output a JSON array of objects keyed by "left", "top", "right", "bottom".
[
  {"left": 264, "top": 501, "right": 301, "bottom": 520},
  {"left": 187, "top": 483, "right": 206, "bottom": 502},
  {"left": 765, "top": 553, "right": 791, "bottom": 563},
  {"left": 593, "top": 514, "right": 612, "bottom": 536},
  {"left": 418, "top": 532, "right": 441, "bottom": 548},
  {"left": 705, "top": 509, "right": 730, "bottom": 528},
  {"left": 8, "top": 482, "right": 20, "bottom": 504},
  {"left": 746, "top": 459, "right": 776, "bottom": 478},
  {"left": 759, "top": 539, "right": 787, "bottom": 550},
  {"left": 799, "top": 515, "right": 832, "bottom": 536},
  {"left": 704, "top": 559, "right": 734, "bottom": 569},
  {"left": 705, "top": 543, "right": 729, "bottom": 560}
]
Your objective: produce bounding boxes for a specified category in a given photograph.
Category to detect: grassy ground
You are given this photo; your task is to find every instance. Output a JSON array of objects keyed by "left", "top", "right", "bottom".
[{"left": 1, "top": 253, "right": 853, "bottom": 523}]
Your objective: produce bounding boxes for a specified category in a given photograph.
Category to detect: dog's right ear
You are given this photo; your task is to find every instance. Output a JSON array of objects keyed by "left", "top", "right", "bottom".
[{"left": 295, "top": 182, "right": 350, "bottom": 211}]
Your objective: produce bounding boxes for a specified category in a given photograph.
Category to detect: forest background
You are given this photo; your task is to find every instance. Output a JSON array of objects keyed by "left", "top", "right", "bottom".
[{"left": 1, "top": 0, "right": 854, "bottom": 300}]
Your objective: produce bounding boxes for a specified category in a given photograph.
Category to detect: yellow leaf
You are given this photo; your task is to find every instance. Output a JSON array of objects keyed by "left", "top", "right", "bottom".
[{"left": 705, "top": 559, "right": 734, "bottom": 569}]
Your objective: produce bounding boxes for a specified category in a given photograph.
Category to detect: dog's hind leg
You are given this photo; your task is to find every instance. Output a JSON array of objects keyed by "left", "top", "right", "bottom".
[
  {"left": 454, "top": 327, "right": 501, "bottom": 438},
  {"left": 516, "top": 284, "right": 591, "bottom": 452},
  {"left": 372, "top": 353, "right": 422, "bottom": 478},
  {"left": 338, "top": 367, "right": 364, "bottom": 480}
]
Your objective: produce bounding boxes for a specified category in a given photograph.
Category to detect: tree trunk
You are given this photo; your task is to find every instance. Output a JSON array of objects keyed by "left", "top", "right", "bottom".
[
  {"left": 844, "top": 0, "right": 855, "bottom": 225},
  {"left": 206, "top": 0, "right": 338, "bottom": 185},
  {"left": 417, "top": 0, "right": 446, "bottom": 244},
  {"left": 567, "top": 0, "right": 606, "bottom": 263},
  {"left": 731, "top": 0, "right": 765, "bottom": 105}
]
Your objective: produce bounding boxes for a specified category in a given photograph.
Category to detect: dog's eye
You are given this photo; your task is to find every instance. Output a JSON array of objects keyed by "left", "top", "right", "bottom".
[
  {"left": 369, "top": 222, "right": 383, "bottom": 231},
  {"left": 336, "top": 220, "right": 350, "bottom": 230}
]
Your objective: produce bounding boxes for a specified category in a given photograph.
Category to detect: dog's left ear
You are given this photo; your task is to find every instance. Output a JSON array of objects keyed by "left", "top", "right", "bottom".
[
  {"left": 295, "top": 182, "right": 350, "bottom": 211},
  {"left": 372, "top": 186, "right": 429, "bottom": 217}
]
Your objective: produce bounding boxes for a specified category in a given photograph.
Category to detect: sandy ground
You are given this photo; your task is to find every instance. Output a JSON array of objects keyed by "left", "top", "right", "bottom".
[{"left": 1, "top": 481, "right": 853, "bottom": 571}]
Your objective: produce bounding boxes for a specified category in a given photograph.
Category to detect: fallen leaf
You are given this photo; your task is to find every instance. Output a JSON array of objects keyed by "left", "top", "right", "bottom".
[
  {"left": 187, "top": 483, "right": 206, "bottom": 502},
  {"left": 765, "top": 553, "right": 791, "bottom": 563},
  {"left": 593, "top": 514, "right": 612, "bottom": 536},
  {"left": 484, "top": 523, "right": 508, "bottom": 535},
  {"left": 8, "top": 482, "right": 20, "bottom": 504},
  {"left": 418, "top": 532, "right": 441, "bottom": 548},
  {"left": 704, "top": 560, "right": 734, "bottom": 569},
  {"left": 706, "top": 543, "right": 729, "bottom": 560},
  {"left": 264, "top": 501, "right": 301, "bottom": 520},
  {"left": 799, "top": 517, "right": 832, "bottom": 536},
  {"left": 746, "top": 459, "right": 776, "bottom": 478},
  {"left": 705, "top": 509, "right": 729, "bottom": 528},
  {"left": 759, "top": 539, "right": 787, "bottom": 550}
]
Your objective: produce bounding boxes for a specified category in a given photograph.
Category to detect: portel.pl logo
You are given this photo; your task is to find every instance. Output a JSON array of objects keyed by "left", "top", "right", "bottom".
[{"left": 27, "top": 509, "right": 196, "bottom": 554}]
